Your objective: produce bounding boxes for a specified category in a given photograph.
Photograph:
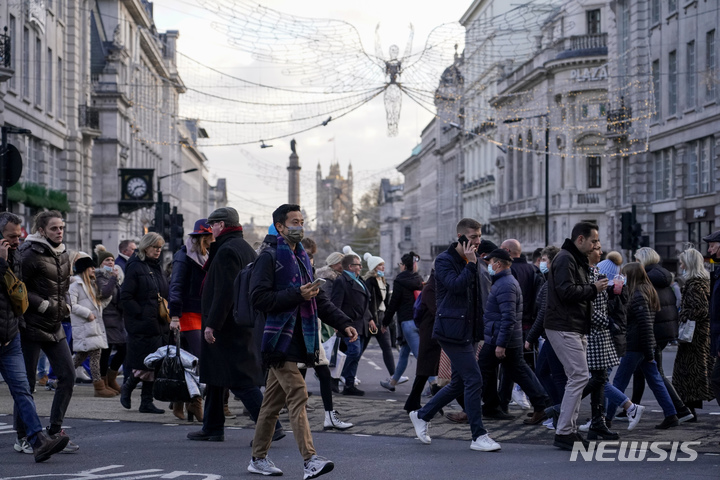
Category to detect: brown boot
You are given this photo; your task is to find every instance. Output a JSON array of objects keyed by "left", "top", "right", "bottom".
[
  {"left": 105, "top": 370, "right": 121, "bottom": 394},
  {"left": 223, "top": 403, "right": 236, "bottom": 419},
  {"left": 187, "top": 397, "right": 204, "bottom": 423},
  {"left": 93, "top": 380, "right": 117, "bottom": 398},
  {"left": 173, "top": 401, "right": 186, "bottom": 421}
]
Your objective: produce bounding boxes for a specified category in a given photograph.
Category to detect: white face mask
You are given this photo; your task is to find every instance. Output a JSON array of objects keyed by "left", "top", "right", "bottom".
[
  {"left": 488, "top": 264, "right": 495, "bottom": 276},
  {"left": 539, "top": 261, "right": 549, "bottom": 274}
]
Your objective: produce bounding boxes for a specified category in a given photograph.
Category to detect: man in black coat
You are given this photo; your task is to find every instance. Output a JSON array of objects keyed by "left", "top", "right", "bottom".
[
  {"left": 187, "top": 207, "right": 283, "bottom": 442},
  {"left": 331, "top": 253, "right": 372, "bottom": 396}
]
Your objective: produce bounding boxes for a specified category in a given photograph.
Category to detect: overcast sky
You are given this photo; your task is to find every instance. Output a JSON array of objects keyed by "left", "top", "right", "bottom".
[{"left": 152, "top": 0, "right": 470, "bottom": 227}]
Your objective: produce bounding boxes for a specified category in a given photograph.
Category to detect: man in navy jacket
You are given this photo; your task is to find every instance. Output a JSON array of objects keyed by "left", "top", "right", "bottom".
[
  {"left": 409, "top": 218, "right": 501, "bottom": 453},
  {"left": 477, "top": 249, "right": 549, "bottom": 425}
]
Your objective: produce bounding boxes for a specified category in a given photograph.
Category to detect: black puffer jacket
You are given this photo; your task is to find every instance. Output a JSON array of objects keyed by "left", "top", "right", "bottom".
[
  {"left": 625, "top": 289, "right": 656, "bottom": 361},
  {"left": 383, "top": 270, "right": 423, "bottom": 326},
  {"left": 18, "top": 234, "right": 71, "bottom": 343},
  {"left": 0, "top": 250, "right": 23, "bottom": 345},
  {"left": 526, "top": 283, "right": 548, "bottom": 346},
  {"left": 168, "top": 245, "right": 205, "bottom": 318},
  {"left": 644, "top": 263, "right": 679, "bottom": 344},
  {"left": 509, "top": 256, "right": 544, "bottom": 330},
  {"left": 120, "top": 254, "right": 170, "bottom": 370},
  {"left": 95, "top": 268, "right": 124, "bottom": 345}
]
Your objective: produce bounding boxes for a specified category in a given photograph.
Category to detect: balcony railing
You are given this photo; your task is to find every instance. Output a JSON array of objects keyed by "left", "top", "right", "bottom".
[
  {"left": 78, "top": 105, "right": 100, "bottom": 130},
  {"left": 555, "top": 33, "right": 608, "bottom": 60},
  {"left": 577, "top": 193, "right": 600, "bottom": 204},
  {"left": 0, "top": 27, "right": 11, "bottom": 68}
]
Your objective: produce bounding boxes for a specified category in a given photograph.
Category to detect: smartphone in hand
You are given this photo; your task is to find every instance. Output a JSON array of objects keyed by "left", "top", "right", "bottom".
[
  {"left": 458, "top": 235, "right": 469, "bottom": 247},
  {"left": 309, "top": 278, "right": 326, "bottom": 289}
]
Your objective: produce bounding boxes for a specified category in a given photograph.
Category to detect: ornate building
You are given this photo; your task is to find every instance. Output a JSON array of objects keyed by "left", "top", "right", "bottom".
[{"left": 315, "top": 161, "right": 353, "bottom": 259}]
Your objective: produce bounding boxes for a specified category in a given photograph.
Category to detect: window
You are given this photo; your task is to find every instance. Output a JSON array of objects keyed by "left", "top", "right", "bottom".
[
  {"left": 651, "top": 0, "right": 660, "bottom": 24},
  {"left": 668, "top": 50, "right": 677, "bottom": 115},
  {"left": 516, "top": 135, "right": 524, "bottom": 199},
  {"left": 8, "top": 15, "right": 16, "bottom": 90},
  {"left": 581, "top": 104, "right": 589, "bottom": 118},
  {"left": 526, "top": 130, "right": 533, "bottom": 197},
  {"left": 57, "top": 58, "right": 63, "bottom": 118},
  {"left": 599, "top": 103, "right": 606, "bottom": 116},
  {"left": 688, "top": 141, "right": 699, "bottom": 195},
  {"left": 48, "top": 147, "right": 62, "bottom": 190},
  {"left": 47, "top": 48, "right": 53, "bottom": 113},
  {"left": 654, "top": 149, "right": 674, "bottom": 200},
  {"left": 587, "top": 156, "right": 601, "bottom": 188},
  {"left": 689, "top": 220, "right": 715, "bottom": 256},
  {"left": 687, "top": 41, "right": 696, "bottom": 108},
  {"left": 404, "top": 226, "right": 411, "bottom": 241},
  {"left": 707, "top": 30, "right": 717, "bottom": 101},
  {"left": 35, "top": 37, "right": 42, "bottom": 106},
  {"left": 618, "top": 1, "right": 631, "bottom": 79},
  {"left": 652, "top": 60, "right": 661, "bottom": 119},
  {"left": 22, "top": 27, "right": 29, "bottom": 98},
  {"left": 689, "top": 137, "right": 715, "bottom": 196},
  {"left": 27, "top": 139, "right": 40, "bottom": 184},
  {"left": 622, "top": 156, "right": 630, "bottom": 204},
  {"left": 587, "top": 9, "right": 601, "bottom": 34},
  {"left": 669, "top": 0, "right": 677, "bottom": 13}
]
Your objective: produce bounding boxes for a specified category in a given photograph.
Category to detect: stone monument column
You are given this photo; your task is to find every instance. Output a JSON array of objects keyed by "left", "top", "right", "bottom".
[{"left": 288, "top": 139, "right": 301, "bottom": 205}]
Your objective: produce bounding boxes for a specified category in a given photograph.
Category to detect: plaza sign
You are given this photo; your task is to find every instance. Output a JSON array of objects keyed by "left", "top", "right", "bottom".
[{"left": 570, "top": 64, "right": 608, "bottom": 82}]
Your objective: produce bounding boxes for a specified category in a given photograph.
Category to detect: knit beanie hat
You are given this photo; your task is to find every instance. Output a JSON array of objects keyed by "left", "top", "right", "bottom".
[
  {"left": 95, "top": 244, "right": 114, "bottom": 265},
  {"left": 326, "top": 252, "right": 344, "bottom": 266},
  {"left": 597, "top": 259, "right": 620, "bottom": 278},
  {"left": 363, "top": 252, "right": 385, "bottom": 272},
  {"left": 74, "top": 252, "right": 96, "bottom": 275},
  {"left": 342, "top": 245, "right": 359, "bottom": 259}
]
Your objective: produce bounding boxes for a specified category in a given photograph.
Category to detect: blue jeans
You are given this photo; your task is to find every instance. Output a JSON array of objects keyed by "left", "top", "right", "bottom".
[
  {"left": 604, "top": 367, "right": 629, "bottom": 410},
  {"left": 418, "top": 341, "right": 487, "bottom": 440},
  {"left": 0, "top": 335, "right": 43, "bottom": 438},
  {"left": 608, "top": 351, "right": 676, "bottom": 419},
  {"left": 341, "top": 336, "right": 362, "bottom": 386},
  {"left": 393, "top": 320, "right": 421, "bottom": 382},
  {"left": 37, "top": 351, "right": 49, "bottom": 377},
  {"left": 535, "top": 339, "right": 567, "bottom": 406}
]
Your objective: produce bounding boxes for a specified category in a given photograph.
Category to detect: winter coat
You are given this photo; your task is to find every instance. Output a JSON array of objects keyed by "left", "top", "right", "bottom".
[
  {"left": 415, "top": 272, "right": 441, "bottom": 377},
  {"left": 365, "top": 274, "right": 389, "bottom": 323},
  {"left": 587, "top": 268, "right": 619, "bottom": 370},
  {"left": 625, "top": 290, "right": 656, "bottom": 361},
  {"left": 673, "top": 277, "right": 714, "bottom": 403},
  {"left": 18, "top": 234, "right": 71, "bottom": 343},
  {"left": 383, "top": 270, "right": 423, "bottom": 325},
  {"left": 432, "top": 244, "right": 483, "bottom": 345},
  {"left": 315, "top": 265, "right": 342, "bottom": 341},
  {"left": 250, "top": 235, "right": 353, "bottom": 360},
  {"left": 168, "top": 246, "right": 205, "bottom": 318},
  {"left": 526, "top": 283, "right": 548, "bottom": 347},
  {"left": 0, "top": 250, "right": 23, "bottom": 345},
  {"left": 95, "top": 268, "right": 124, "bottom": 345},
  {"left": 607, "top": 285, "right": 629, "bottom": 357},
  {"left": 332, "top": 272, "right": 372, "bottom": 337},
  {"left": 120, "top": 255, "right": 170, "bottom": 370},
  {"left": 645, "top": 263, "right": 679, "bottom": 344},
  {"left": 69, "top": 277, "right": 108, "bottom": 352},
  {"left": 544, "top": 238, "right": 597, "bottom": 335},
  {"left": 115, "top": 255, "right": 129, "bottom": 273},
  {"left": 199, "top": 229, "right": 262, "bottom": 388},
  {"left": 509, "top": 256, "right": 544, "bottom": 330},
  {"left": 483, "top": 269, "right": 523, "bottom": 349},
  {"left": 711, "top": 266, "right": 720, "bottom": 357}
]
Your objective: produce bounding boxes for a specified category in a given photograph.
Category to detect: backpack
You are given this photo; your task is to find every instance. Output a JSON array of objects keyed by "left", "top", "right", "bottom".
[
  {"left": 412, "top": 290, "right": 423, "bottom": 324},
  {"left": 233, "top": 249, "right": 275, "bottom": 328},
  {"left": 3, "top": 268, "right": 29, "bottom": 317}
]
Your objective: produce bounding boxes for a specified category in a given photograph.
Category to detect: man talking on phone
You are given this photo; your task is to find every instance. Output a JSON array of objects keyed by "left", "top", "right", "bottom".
[
  {"left": 409, "top": 218, "right": 502, "bottom": 452},
  {"left": 248, "top": 204, "right": 357, "bottom": 479}
]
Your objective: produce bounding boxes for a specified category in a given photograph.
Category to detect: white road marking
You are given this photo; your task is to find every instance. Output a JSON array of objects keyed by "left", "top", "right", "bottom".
[
  {"left": 366, "top": 361, "right": 382, "bottom": 371},
  {"left": 0, "top": 465, "right": 222, "bottom": 480}
]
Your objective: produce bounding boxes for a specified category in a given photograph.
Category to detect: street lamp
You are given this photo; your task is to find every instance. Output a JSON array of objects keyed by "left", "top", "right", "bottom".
[{"left": 155, "top": 168, "right": 198, "bottom": 240}]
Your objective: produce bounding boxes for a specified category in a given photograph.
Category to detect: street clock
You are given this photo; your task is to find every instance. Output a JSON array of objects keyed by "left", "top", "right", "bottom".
[{"left": 119, "top": 168, "right": 154, "bottom": 213}]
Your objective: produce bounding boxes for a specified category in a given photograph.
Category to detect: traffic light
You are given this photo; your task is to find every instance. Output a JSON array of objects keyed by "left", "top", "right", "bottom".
[
  {"left": 631, "top": 221, "right": 643, "bottom": 250},
  {"left": 151, "top": 202, "right": 171, "bottom": 242},
  {"left": 169, "top": 209, "right": 184, "bottom": 253},
  {"left": 620, "top": 212, "right": 633, "bottom": 250}
]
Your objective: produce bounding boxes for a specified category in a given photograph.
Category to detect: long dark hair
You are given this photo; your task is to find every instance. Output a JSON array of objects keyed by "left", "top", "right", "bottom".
[{"left": 622, "top": 262, "right": 660, "bottom": 312}]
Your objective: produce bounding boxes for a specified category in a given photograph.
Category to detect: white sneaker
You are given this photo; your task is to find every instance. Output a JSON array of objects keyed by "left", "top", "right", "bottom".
[
  {"left": 627, "top": 404, "right": 645, "bottom": 431},
  {"left": 13, "top": 437, "right": 33, "bottom": 454},
  {"left": 303, "top": 455, "right": 334, "bottom": 480},
  {"left": 397, "top": 376, "right": 410, "bottom": 384},
  {"left": 75, "top": 366, "right": 92, "bottom": 382},
  {"left": 542, "top": 418, "right": 555, "bottom": 430},
  {"left": 354, "top": 377, "right": 361, "bottom": 386},
  {"left": 248, "top": 457, "right": 283, "bottom": 476},
  {"left": 511, "top": 386, "right": 532, "bottom": 410},
  {"left": 470, "top": 434, "right": 501, "bottom": 452},
  {"left": 323, "top": 410, "right": 353, "bottom": 431},
  {"left": 578, "top": 419, "right": 591, "bottom": 433},
  {"left": 409, "top": 411, "right": 431, "bottom": 444}
]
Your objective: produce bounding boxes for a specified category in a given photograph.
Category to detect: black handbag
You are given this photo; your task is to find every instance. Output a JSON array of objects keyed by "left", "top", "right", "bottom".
[{"left": 153, "top": 332, "right": 191, "bottom": 402}]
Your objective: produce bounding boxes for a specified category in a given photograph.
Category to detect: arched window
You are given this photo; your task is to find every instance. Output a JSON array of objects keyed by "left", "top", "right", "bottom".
[
  {"left": 507, "top": 139, "right": 514, "bottom": 202},
  {"left": 526, "top": 130, "right": 534, "bottom": 197},
  {"left": 517, "top": 135, "right": 524, "bottom": 199}
]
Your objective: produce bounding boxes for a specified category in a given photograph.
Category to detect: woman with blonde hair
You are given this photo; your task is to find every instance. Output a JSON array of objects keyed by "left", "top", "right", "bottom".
[
  {"left": 119, "top": 232, "right": 169, "bottom": 414},
  {"left": 94, "top": 245, "right": 126, "bottom": 394},
  {"left": 672, "top": 249, "right": 714, "bottom": 421},
  {"left": 607, "top": 263, "right": 679, "bottom": 429}
]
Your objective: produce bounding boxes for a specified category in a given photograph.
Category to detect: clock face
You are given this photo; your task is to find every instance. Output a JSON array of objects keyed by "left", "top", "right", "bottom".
[{"left": 126, "top": 177, "right": 148, "bottom": 199}]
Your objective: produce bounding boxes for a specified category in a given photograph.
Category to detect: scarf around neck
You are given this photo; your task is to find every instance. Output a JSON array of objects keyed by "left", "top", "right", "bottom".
[{"left": 261, "top": 235, "right": 319, "bottom": 365}]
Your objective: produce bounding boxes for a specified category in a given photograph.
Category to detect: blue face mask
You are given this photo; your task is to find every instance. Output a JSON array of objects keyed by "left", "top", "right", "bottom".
[
  {"left": 103, "top": 265, "right": 113, "bottom": 272},
  {"left": 487, "top": 264, "right": 495, "bottom": 276},
  {"left": 539, "top": 261, "right": 548, "bottom": 274},
  {"left": 377, "top": 271, "right": 385, "bottom": 277}
]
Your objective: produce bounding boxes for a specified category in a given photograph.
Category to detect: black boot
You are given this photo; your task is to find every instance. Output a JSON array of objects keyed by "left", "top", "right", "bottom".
[
  {"left": 120, "top": 375, "right": 140, "bottom": 410},
  {"left": 139, "top": 381, "right": 165, "bottom": 414},
  {"left": 588, "top": 405, "right": 619, "bottom": 440},
  {"left": 29, "top": 430, "right": 69, "bottom": 463}
]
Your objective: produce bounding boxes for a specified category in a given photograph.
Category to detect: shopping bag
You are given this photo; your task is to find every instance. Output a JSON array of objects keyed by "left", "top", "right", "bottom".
[
  {"left": 153, "top": 333, "right": 191, "bottom": 402},
  {"left": 323, "top": 335, "right": 346, "bottom": 379},
  {"left": 677, "top": 320, "right": 696, "bottom": 344}
]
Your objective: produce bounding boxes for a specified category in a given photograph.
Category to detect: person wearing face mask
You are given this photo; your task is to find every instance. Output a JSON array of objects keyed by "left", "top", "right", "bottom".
[
  {"left": 94, "top": 245, "right": 126, "bottom": 395},
  {"left": 16, "top": 210, "right": 77, "bottom": 452},
  {"left": 248, "top": 204, "right": 357, "bottom": 478},
  {"left": 363, "top": 252, "right": 396, "bottom": 379},
  {"left": 702, "top": 231, "right": 720, "bottom": 406}
]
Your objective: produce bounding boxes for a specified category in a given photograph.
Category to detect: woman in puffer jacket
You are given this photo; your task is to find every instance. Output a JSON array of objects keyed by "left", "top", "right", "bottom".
[
  {"left": 69, "top": 254, "right": 116, "bottom": 398},
  {"left": 607, "top": 263, "right": 679, "bottom": 429}
]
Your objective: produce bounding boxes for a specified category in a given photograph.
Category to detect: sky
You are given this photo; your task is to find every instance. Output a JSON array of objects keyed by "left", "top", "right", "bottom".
[{"left": 151, "top": 0, "right": 471, "bottom": 227}]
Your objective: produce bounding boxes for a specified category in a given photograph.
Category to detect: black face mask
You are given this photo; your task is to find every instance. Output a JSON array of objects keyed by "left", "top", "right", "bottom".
[{"left": 46, "top": 237, "right": 62, "bottom": 248}]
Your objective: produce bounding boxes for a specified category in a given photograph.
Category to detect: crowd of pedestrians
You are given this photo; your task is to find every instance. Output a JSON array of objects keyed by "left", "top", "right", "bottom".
[{"left": 1, "top": 206, "right": 719, "bottom": 477}]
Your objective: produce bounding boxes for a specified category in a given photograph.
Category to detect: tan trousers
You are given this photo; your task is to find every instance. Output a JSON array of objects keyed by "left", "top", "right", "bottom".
[
  {"left": 545, "top": 329, "right": 589, "bottom": 436},
  {"left": 251, "top": 362, "right": 316, "bottom": 461}
]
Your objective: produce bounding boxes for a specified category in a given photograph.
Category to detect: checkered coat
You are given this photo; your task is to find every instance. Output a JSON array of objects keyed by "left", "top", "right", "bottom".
[{"left": 587, "top": 267, "right": 620, "bottom": 370}]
